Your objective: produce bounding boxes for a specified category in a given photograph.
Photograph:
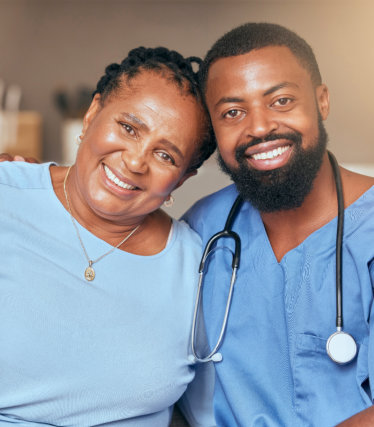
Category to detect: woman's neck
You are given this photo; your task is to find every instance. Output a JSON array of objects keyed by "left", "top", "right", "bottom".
[{"left": 50, "top": 165, "right": 172, "bottom": 255}]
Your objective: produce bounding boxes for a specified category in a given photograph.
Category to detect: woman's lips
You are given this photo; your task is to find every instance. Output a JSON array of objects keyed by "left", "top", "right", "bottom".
[{"left": 103, "top": 164, "right": 140, "bottom": 191}]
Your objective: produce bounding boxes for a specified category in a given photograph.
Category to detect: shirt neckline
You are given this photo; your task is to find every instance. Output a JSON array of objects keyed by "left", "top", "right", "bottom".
[
  {"left": 44, "top": 163, "right": 178, "bottom": 259},
  {"left": 253, "top": 185, "right": 374, "bottom": 265}
]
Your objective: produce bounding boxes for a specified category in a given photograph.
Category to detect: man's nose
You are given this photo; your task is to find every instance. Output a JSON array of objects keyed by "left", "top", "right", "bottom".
[{"left": 243, "top": 107, "right": 278, "bottom": 139}]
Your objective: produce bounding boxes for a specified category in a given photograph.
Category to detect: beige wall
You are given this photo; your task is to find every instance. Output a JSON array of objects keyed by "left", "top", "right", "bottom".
[{"left": 0, "top": 0, "right": 373, "bottom": 215}]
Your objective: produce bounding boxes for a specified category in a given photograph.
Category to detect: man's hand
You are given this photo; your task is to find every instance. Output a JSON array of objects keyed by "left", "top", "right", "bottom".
[
  {"left": 337, "top": 406, "right": 374, "bottom": 426},
  {"left": 0, "top": 153, "right": 39, "bottom": 163}
]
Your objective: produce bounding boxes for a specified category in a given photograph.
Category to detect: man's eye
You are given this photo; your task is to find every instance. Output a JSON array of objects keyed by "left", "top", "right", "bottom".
[
  {"left": 156, "top": 151, "right": 175, "bottom": 164},
  {"left": 223, "top": 109, "right": 242, "bottom": 119},
  {"left": 274, "top": 98, "right": 292, "bottom": 107},
  {"left": 121, "top": 123, "right": 135, "bottom": 136}
]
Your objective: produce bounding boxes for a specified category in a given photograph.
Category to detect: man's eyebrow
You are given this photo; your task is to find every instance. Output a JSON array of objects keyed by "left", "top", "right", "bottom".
[
  {"left": 263, "top": 82, "right": 299, "bottom": 96},
  {"left": 213, "top": 82, "right": 299, "bottom": 108},
  {"left": 119, "top": 112, "right": 149, "bottom": 130},
  {"left": 214, "top": 97, "right": 245, "bottom": 108}
]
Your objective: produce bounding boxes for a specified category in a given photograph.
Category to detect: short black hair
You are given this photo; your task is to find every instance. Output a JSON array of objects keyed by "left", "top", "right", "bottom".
[
  {"left": 200, "top": 23, "right": 322, "bottom": 92},
  {"left": 94, "top": 46, "right": 216, "bottom": 172}
]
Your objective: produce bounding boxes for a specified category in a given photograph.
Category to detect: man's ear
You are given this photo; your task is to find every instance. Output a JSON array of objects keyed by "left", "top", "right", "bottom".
[
  {"left": 81, "top": 94, "right": 102, "bottom": 137},
  {"left": 316, "top": 84, "right": 330, "bottom": 120},
  {"left": 175, "top": 170, "right": 198, "bottom": 190}
]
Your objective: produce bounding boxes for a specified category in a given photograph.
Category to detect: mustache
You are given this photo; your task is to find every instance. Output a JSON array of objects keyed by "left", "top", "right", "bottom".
[{"left": 235, "top": 132, "right": 302, "bottom": 162}]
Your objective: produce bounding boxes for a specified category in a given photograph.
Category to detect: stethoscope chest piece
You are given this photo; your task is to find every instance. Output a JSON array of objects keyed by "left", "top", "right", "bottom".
[{"left": 326, "top": 330, "right": 357, "bottom": 364}]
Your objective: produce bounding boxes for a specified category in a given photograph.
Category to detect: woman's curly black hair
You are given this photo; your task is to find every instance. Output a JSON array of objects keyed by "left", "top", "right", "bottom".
[{"left": 93, "top": 47, "right": 216, "bottom": 172}]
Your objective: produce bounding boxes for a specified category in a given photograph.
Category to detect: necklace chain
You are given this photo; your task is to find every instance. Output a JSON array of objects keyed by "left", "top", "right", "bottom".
[{"left": 63, "top": 165, "right": 140, "bottom": 281}]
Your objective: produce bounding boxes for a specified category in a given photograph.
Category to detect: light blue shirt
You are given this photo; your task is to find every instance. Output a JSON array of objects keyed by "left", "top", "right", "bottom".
[
  {"left": 184, "top": 183, "right": 374, "bottom": 426},
  {"left": 0, "top": 162, "right": 215, "bottom": 427}
]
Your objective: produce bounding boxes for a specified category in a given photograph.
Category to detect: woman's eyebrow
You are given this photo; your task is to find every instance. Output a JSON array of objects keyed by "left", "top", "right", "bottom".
[
  {"left": 119, "top": 112, "right": 149, "bottom": 130},
  {"left": 119, "top": 112, "right": 184, "bottom": 159},
  {"left": 160, "top": 139, "right": 184, "bottom": 160}
]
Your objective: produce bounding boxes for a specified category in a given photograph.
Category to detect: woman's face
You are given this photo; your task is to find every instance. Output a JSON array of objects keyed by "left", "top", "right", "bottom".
[{"left": 74, "top": 71, "right": 205, "bottom": 224}]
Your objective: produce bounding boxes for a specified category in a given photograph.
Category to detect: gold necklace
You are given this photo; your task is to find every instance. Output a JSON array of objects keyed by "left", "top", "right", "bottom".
[{"left": 63, "top": 166, "right": 140, "bottom": 281}]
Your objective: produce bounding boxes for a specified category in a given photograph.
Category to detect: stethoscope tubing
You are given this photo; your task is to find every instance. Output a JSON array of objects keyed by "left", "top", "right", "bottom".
[
  {"left": 191, "top": 151, "right": 356, "bottom": 365},
  {"left": 191, "top": 199, "right": 242, "bottom": 363},
  {"left": 191, "top": 267, "right": 238, "bottom": 363},
  {"left": 328, "top": 151, "right": 344, "bottom": 330}
]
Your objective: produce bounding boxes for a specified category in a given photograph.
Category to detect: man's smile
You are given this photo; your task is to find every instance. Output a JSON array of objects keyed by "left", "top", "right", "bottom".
[
  {"left": 240, "top": 139, "right": 295, "bottom": 171},
  {"left": 251, "top": 145, "right": 290, "bottom": 160}
]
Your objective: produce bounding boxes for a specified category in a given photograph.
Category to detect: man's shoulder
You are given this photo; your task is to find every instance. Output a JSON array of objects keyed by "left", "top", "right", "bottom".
[
  {"left": 343, "top": 183, "right": 374, "bottom": 264},
  {"left": 342, "top": 167, "right": 374, "bottom": 198},
  {"left": 183, "top": 184, "right": 236, "bottom": 217}
]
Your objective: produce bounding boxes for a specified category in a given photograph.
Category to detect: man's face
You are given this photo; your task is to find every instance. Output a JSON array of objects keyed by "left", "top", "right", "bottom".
[{"left": 205, "top": 46, "right": 330, "bottom": 211}]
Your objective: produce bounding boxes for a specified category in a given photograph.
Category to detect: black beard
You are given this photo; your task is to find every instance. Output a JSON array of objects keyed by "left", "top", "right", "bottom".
[{"left": 218, "top": 117, "right": 328, "bottom": 213}]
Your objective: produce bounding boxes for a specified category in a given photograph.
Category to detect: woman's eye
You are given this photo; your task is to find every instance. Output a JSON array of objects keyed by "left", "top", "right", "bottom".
[
  {"left": 223, "top": 109, "right": 242, "bottom": 119},
  {"left": 121, "top": 123, "right": 135, "bottom": 136},
  {"left": 156, "top": 151, "right": 175, "bottom": 165}
]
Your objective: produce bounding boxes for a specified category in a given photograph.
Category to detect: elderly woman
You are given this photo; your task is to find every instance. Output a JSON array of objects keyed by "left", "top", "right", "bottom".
[{"left": 0, "top": 47, "right": 216, "bottom": 426}]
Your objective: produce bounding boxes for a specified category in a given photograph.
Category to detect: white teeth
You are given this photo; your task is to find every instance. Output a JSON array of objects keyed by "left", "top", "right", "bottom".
[
  {"left": 252, "top": 145, "right": 290, "bottom": 161},
  {"left": 103, "top": 165, "right": 137, "bottom": 190}
]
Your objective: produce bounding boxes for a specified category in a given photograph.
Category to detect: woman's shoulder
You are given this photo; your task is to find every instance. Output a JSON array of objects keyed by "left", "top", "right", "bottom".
[
  {"left": 125, "top": 210, "right": 203, "bottom": 257},
  {"left": 154, "top": 209, "right": 201, "bottom": 247},
  {"left": 0, "top": 161, "right": 55, "bottom": 189},
  {"left": 173, "top": 217, "right": 202, "bottom": 246},
  {"left": 157, "top": 218, "right": 203, "bottom": 267}
]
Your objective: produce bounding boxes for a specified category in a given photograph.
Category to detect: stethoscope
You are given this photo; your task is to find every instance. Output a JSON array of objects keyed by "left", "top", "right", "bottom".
[{"left": 191, "top": 151, "right": 357, "bottom": 365}]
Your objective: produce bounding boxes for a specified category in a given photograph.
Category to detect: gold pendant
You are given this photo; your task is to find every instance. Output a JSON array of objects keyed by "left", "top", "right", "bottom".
[{"left": 84, "top": 265, "right": 95, "bottom": 281}]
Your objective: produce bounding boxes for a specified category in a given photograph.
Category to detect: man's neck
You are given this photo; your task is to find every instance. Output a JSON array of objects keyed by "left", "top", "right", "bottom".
[{"left": 260, "top": 152, "right": 340, "bottom": 262}]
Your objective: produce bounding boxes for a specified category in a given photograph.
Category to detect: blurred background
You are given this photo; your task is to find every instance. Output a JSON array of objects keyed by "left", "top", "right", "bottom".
[{"left": 0, "top": 0, "right": 373, "bottom": 217}]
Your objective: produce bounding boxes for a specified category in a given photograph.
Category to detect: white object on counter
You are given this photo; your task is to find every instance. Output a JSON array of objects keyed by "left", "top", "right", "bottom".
[{"left": 62, "top": 118, "right": 83, "bottom": 165}]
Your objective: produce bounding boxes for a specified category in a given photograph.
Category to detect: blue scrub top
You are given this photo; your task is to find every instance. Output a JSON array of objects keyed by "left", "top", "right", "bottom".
[{"left": 184, "top": 184, "right": 374, "bottom": 427}]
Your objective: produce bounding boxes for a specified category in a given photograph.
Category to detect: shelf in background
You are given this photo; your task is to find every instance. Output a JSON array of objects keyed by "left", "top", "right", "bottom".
[{"left": 0, "top": 111, "right": 42, "bottom": 159}]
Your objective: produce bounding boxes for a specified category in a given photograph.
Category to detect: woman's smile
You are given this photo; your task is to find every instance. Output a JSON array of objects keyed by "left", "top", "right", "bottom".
[{"left": 103, "top": 164, "right": 139, "bottom": 191}]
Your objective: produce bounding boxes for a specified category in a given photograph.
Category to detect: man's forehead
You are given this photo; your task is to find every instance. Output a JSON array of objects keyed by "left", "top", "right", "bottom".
[
  {"left": 208, "top": 46, "right": 304, "bottom": 80},
  {"left": 206, "top": 46, "right": 312, "bottom": 94}
]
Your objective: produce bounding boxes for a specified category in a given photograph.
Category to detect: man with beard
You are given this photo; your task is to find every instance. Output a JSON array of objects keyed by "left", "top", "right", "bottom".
[{"left": 184, "top": 23, "right": 374, "bottom": 426}]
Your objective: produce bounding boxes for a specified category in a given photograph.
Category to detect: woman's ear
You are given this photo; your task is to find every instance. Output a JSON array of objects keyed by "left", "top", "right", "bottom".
[
  {"left": 81, "top": 94, "right": 102, "bottom": 137},
  {"left": 175, "top": 170, "right": 198, "bottom": 190},
  {"left": 316, "top": 84, "right": 330, "bottom": 120}
]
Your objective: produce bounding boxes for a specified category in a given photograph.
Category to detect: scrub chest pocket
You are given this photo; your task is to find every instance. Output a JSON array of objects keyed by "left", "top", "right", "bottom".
[{"left": 293, "top": 333, "right": 371, "bottom": 427}]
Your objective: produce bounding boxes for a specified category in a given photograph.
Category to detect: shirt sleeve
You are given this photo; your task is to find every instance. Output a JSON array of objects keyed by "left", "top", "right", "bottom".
[{"left": 367, "top": 258, "right": 374, "bottom": 402}]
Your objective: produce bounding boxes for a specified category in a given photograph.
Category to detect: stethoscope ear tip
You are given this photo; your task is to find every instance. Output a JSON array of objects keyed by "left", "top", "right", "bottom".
[
  {"left": 188, "top": 355, "right": 196, "bottom": 363},
  {"left": 189, "top": 352, "right": 223, "bottom": 363},
  {"left": 211, "top": 353, "right": 223, "bottom": 362}
]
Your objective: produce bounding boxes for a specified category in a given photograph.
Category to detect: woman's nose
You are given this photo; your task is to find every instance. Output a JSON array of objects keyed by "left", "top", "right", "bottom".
[
  {"left": 121, "top": 147, "right": 148, "bottom": 174},
  {"left": 244, "top": 107, "right": 278, "bottom": 139}
]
